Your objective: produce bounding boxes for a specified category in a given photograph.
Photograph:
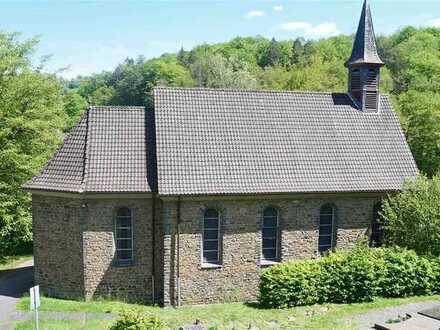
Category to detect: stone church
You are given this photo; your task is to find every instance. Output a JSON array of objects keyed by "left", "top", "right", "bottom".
[{"left": 24, "top": 0, "right": 417, "bottom": 306}]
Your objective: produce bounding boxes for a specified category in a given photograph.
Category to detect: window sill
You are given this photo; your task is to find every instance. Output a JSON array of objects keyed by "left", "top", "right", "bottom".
[
  {"left": 201, "top": 262, "right": 222, "bottom": 269},
  {"left": 259, "top": 260, "right": 280, "bottom": 267}
]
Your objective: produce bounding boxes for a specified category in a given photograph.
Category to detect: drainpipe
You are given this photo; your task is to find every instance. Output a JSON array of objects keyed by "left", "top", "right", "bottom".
[
  {"left": 176, "top": 196, "right": 181, "bottom": 307},
  {"left": 151, "top": 193, "right": 156, "bottom": 305}
]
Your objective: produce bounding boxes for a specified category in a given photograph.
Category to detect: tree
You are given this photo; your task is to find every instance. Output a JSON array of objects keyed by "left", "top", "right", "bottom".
[
  {"left": 0, "top": 32, "right": 65, "bottom": 256},
  {"left": 291, "top": 37, "right": 305, "bottom": 65},
  {"left": 143, "top": 55, "right": 195, "bottom": 106},
  {"left": 89, "top": 85, "right": 117, "bottom": 106},
  {"left": 177, "top": 47, "right": 190, "bottom": 67},
  {"left": 63, "top": 91, "right": 87, "bottom": 130},
  {"left": 191, "top": 52, "right": 257, "bottom": 89},
  {"left": 259, "top": 38, "right": 282, "bottom": 67},
  {"left": 382, "top": 175, "right": 440, "bottom": 256},
  {"left": 396, "top": 91, "right": 440, "bottom": 176}
]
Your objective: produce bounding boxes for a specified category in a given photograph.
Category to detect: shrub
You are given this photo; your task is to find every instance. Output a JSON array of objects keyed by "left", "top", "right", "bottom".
[
  {"left": 382, "top": 175, "right": 440, "bottom": 256},
  {"left": 110, "top": 309, "right": 165, "bottom": 330},
  {"left": 379, "top": 247, "right": 436, "bottom": 297},
  {"left": 259, "top": 259, "right": 322, "bottom": 308},
  {"left": 259, "top": 246, "right": 440, "bottom": 308},
  {"left": 319, "top": 246, "right": 385, "bottom": 304}
]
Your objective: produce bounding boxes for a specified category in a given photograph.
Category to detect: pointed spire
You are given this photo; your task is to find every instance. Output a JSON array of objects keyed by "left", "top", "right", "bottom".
[{"left": 346, "top": 0, "right": 384, "bottom": 67}]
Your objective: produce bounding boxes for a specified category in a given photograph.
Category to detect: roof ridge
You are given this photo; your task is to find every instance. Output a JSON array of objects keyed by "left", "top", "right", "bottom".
[
  {"left": 89, "top": 105, "right": 145, "bottom": 110},
  {"left": 153, "top": 86, "right": 349, "bottom": 96}
]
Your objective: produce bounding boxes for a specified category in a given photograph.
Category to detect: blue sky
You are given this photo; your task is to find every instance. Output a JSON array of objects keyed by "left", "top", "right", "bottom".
[{"left": 1, "top": 0, "right": 440, "bottom": 78}]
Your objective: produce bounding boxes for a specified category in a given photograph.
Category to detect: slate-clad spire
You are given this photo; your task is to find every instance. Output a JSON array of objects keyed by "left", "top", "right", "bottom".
[
  {"left": 346, "top": 0, "right": 384, "bottom": 66},
  {"left": 347, "top": 0, "right": 383, "bottom": 112}
]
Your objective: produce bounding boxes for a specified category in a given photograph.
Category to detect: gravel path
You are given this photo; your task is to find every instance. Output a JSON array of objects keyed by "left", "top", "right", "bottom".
[
  {"left": 0, "top": 259, "right": 34, "bottom": 330},
  {"left": 351, "top": 300, "right": 440, "bottom": 330}
]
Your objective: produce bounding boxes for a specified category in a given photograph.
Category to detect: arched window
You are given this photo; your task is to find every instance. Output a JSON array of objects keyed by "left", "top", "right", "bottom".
[
  {"left": 318, "top": 204, "right": 336, "bottom": 253},
  {"left": 262, "top": 207, "right": 279, "bottom": 261},
  {"left": 115, "top": 207, "right": 133, "bottom": 264},
  {"left": 203, "top": 209, "right": 220, "bottom": 264},
  {"left": 370, "top": 203, "right": 383, "bottom": 247}
]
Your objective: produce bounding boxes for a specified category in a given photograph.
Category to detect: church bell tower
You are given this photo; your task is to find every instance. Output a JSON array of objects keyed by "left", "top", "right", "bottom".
[{"left": 346, "top": 0, "right": 384, "bottom": 112}]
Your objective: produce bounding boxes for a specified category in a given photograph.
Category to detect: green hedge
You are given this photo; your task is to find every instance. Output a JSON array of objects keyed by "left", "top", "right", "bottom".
[
  {"left": 259, "top": 246, "right": 440, "bottom": 308},
  {"left": 110, "top": 309, "right": 165, "bottom": 330}
]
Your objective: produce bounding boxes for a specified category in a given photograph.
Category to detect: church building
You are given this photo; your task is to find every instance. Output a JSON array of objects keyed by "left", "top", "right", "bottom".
[{"left": 24, "top": 0, "right": 417, "bottom": 306}]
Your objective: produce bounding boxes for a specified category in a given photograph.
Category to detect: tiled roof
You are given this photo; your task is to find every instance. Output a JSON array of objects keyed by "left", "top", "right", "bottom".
[
  {"left": 154, "top": 87, "right": 417, "bottom": 196},
  {"left": 23, "top": 106, "right": 153, "bottom": 193},
  {"left": 346, "top": 0, "right": 384, "bottom": 66},
  {"left": 25, "top": 88, "right": 417, "bottom": 195}
]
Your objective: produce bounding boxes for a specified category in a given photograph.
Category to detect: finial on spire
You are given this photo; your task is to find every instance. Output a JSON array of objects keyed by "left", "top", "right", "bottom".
[{"left": 345, "top": 0, "right": 384, "bottom": 67}]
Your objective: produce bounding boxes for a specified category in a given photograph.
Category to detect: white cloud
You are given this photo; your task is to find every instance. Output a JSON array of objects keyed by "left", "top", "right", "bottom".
[
  {"left": 281, "top": 21, "right": 310, "bottom": 30},
  {"left": 281, "top": 21, "right": 340, "bottom": 37},
  {"left": 247, "top": 10, "right": 265, "bottom": 18},
  {"left": 428, "top": 18, "right": 440, "bottom": 27},
  {"left": 273, "top": 5, "right": 283, "bottom": 12}
]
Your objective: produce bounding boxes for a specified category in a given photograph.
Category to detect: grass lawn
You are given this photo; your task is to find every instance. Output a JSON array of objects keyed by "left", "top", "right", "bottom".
[
  {"left": 16, "top": 295, "right": 440, "bottom": 329},
  {"left": 14, "top": 319, "right": 112, "bottom": 330},
  {"left": 0, "top": 254, "right": 32, "bottom": 271}
]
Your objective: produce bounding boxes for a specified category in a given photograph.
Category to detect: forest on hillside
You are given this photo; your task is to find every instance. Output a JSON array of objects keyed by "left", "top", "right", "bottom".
[{"left": 2, "top": 26, "right": 440, "bottom": 256}]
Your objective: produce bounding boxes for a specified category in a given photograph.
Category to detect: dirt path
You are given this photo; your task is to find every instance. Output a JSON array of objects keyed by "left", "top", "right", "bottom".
[{"left": 0, "top": 259, "right": 34, "bottom": 330}]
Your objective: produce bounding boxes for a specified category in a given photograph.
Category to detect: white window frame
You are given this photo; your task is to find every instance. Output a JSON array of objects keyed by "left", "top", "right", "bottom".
[
  {"left": 201, "top": 209, "right": 220, "bottom": 265},
  {"left": 114, "top": 207, "right": 134, "bottom": 264},
  {"left": 318, "top": 205, "right": 335, "bottom": 253},
  {"left": 261, "top": 207, "right": 279, "bottom": 261}
]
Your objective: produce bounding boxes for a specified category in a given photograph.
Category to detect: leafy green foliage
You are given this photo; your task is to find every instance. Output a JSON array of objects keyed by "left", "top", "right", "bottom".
[
  {"left": 379, "top": 248, "right": 436, "bottom": 297},
  {"left": 191, "top": 52, "right": 257, "bottom": 89},
  {"left": 259, "top": 246, "right": 439, "bottom": 308},
  {"left": 63, "top": 91, "right": 87, "bottom": 130},
  {"left": 0, "top": 32, "right": 65, "bottom": 256},
  {"left": 396, "top": 92, "right": 440, "bottom": 176},
  {"left": 110, "top": 309, "right": 165, "bottom": 330},
  {"left": 318, "top": 246, "right": 384, "bottom": 304},
  {"left": 382, "top": 175, "right": 440, "bottom": 256}
]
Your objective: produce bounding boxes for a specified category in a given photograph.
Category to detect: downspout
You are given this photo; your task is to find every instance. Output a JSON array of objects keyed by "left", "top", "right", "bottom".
[
  {"left": 151, "top": 193, "right": 156, "bottom": 304},
  {"left": 176, "top": 196, "right": 181, "bottom": 307}
]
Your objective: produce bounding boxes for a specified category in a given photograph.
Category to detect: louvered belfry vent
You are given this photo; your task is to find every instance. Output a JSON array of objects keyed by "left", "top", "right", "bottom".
[
  {"left": 351, "top": 69, "right": 361, "bottom": 90},
  {"left": 366, "top": 69, "right": 378, "bottom": 88},
  {"left": 346, "top": 0, "right": 384, "bottom": 112},
  {"left": 364, "top": 91, "right": 378, "bottom": 111}
]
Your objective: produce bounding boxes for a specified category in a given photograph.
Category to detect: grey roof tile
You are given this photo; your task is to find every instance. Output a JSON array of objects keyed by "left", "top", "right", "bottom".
[
  {"left": 24, "top": 87, "right": 417, "bottom": 195},
  {"left": 23, "top": 106, "right": 153, "bottom": 193},
  {"left": 154, "top": 87, "right": 417, "bottom": 195}
]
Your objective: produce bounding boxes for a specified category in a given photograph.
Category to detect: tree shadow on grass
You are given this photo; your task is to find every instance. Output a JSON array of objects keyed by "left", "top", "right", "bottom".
[
  {"left": 243, "top": 301, "right": 267, "bottom": 310},
  {"left": 0, "top": 265, "right": 34, "bottom": 298}
]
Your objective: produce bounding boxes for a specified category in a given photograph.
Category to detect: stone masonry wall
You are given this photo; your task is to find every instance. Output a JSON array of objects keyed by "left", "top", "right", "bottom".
[
  {"left": 32, "top": 195, "right": 85, "bottom": 299},
  {"left": 82, "top": 198, "right": 154, "bottom": 303},
  {"left": 165, "top": 195, "right": 382, "bottom": 305},
  {"left": 33, "top": 193, "right": 381, "bottom": 306}
]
